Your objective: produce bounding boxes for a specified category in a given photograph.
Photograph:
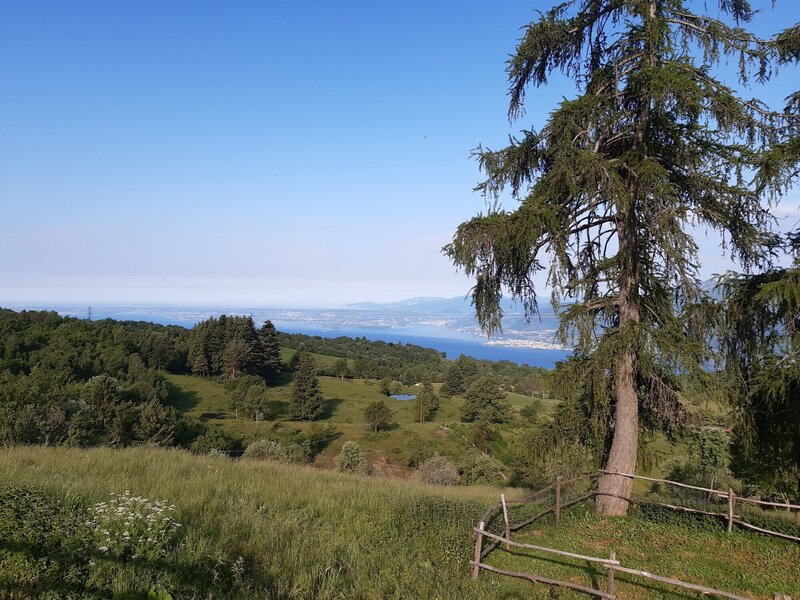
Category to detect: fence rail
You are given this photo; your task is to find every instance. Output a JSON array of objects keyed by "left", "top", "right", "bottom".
[{"left": 471, "top": 471, "right": 798, "bottom": 599}]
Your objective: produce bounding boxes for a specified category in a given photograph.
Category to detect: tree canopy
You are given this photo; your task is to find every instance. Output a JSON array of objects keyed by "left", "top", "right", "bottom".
[{"left": 446, "top": 0, "right": 800, "bottom": 513}]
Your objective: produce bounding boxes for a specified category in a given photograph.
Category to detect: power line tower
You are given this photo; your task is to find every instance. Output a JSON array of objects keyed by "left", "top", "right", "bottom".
[{"left": 87, "top": 306, "right": 92, "bottom": 321}]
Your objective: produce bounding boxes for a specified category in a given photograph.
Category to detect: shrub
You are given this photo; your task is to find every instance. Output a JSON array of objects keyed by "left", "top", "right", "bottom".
[
  {"left": 244, "top": 439, "right": 290, "bottom": 463},
  {"left": 190, "top": 429, "right": 240, "bottom": 455},
  {"left": 519, "top": 399, "right": 543, "bottom": 422},
  {"left": 88, "top": 490, "right": 181, "bottom": 561},
  {"left": 244, "top": 439, "right": 312, "bottom": 463},
  {"left": 419, "top": 455, "right": 460, "bottom": 486},
  {"left": 337, "top": 441, "right": 368, "bottom": 474},
  {"left": 459, "top": 454, "right": 507, "bottom": 486}
]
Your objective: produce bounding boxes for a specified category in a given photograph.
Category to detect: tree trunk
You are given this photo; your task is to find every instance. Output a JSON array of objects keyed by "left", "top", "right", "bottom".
[
  {"left": 597, "top": 205, "right": 641, "bottom": 514},
  {"left": 596, "top": 346, "right": 639, "bottom": 515},
  {"left": 596, "top": 208, "right": 641, "bottom": 515}
]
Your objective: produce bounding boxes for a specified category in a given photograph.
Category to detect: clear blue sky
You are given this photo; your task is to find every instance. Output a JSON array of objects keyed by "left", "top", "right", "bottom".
[{"left": 1, "top": 1, "right": 798, "bottom": 307}]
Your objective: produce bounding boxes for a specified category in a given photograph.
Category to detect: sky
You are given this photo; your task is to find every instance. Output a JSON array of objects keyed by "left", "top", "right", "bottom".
[{"left": 1, "top": 1, "right": 799, "bottom": 308}]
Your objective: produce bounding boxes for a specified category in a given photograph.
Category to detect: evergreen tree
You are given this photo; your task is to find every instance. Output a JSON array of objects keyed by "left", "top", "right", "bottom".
[
  {"left": 337, "top": 440, "right": 368, "bottom": 473},
  {"left": 259, "top": 320, "right": 283, "bottom": 380},
  {"left": 222, "top": 338, "right": 251, "bottom": 379},
  {"left": 135, "top": 400, "right": 176, "bottom": 446},
  {"left": 446, "top": 0, "right": 797, "bottom": 514},
  {"left": 461, "top": 376, "right": 511, "bottom": 423},
  {"left": 719, "top": 234, "right": 800, "bottom": 497},
  {"left": 290, "top": 355, "right": 324, "bottom": 420},
  {"left": 440, "top": 363, "right": 464, "bottom": 397}
]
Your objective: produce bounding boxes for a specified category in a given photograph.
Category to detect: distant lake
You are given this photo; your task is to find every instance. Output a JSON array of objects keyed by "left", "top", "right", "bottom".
[
  {"left": 276, "top": 325, "right": 569, "bottom": 368},
  {"left": 390, "top": 394, "right": 416, "bottom": 401},
  {"left": 21, "top": 304, "right": 570, "bottom": 368}
]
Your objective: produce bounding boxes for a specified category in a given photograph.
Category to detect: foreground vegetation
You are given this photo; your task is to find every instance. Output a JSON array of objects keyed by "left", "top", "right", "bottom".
[
  {"left": 0, "top": 446, "right": 517, "bottom": 599},
  {"left": 486, "top": 503, "right": 800, "bottom": 598},
  {"left": 1, "top": 447, "right": 797, "bottom": 599}
]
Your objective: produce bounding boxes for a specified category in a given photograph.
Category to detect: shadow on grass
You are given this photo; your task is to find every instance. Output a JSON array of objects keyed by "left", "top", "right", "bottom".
[
  {"left": 165, "top": 381, "right": 199, "bottom": 412},
  {"left": 267, "top": 400, "right": 290, "bottom": 418},
  {"left": 199, "top": 411, "right": 229, "bottom": 420},
  {"left": 318, "top": 398, "right": 343, "bottom": 420},
  {"left": 498, "top": 548, "right": 702, "bottom": 600},
  {"left": 272, "top": 371, "right": 294, "bottom": 386},
  {"left": 0, "top": 537, "right": 273, "bottom": 599}
]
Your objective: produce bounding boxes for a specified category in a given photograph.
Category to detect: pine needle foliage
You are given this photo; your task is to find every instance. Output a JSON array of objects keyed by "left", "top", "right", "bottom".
[
  {"left": 290, "top": 355, "right": 324, "bottom": 421},
  {"left": 718, "top": 238, "right": 800, "bottom": 497},
  {"left": 445, "top": 0, "right": 799, "bottom": 512}
]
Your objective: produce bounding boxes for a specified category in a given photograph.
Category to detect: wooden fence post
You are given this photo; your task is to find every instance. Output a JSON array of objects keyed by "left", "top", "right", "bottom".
[
  {"left": 555, "top": 476, "right": 562, "bottom": 523},
  {"left": 606, "top": 551, "right": 616, "bottom": 598},
  {"left": 727, "top": 488, "right": 735, "bottom": 533},
  {"left": 501, "top": 494, "right": 510, "bottom": 548},
  {"left": 472, "top": 520, "right": 485, "bottom": 580}
]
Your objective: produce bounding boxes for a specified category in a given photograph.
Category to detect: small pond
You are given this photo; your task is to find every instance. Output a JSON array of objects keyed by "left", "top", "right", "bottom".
[{"left": 390, "top": 394, "right": 417, "bottom": 401}]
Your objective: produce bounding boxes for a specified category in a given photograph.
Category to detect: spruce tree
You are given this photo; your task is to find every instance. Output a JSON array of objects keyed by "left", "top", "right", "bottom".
[
  {"left": 446, "top": 0, "right": 797, "bottom": 513},
  {"left": 440, "top": 363, "right": 464, "bottom": 397},
  {"left": 461, "top": 376, "right": 511, "bottom": 423},
  {"left": 259, "top": 320, "right": 283, "bottom": 381},
  {"left": 290, "top": 355, "right": 324, "bottom": 420},
  {"left": 719, "top": 233, "right": 800, "bottom": 497}
]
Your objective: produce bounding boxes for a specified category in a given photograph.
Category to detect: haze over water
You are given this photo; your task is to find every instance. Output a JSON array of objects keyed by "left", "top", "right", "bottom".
[{"left": 10, "top": 299, "right": 570, "bottom": 368}]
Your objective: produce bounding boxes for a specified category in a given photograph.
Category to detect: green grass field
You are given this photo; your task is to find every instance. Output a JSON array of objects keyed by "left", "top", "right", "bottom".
[
  {"left": 1, "top": 447, "right": 797, "bottom": 599},
  {"left": 164, "top": 372, "right": 554, "bottom": 473},
  {"left": 0, "top": 446, "right": 519, "bottom": 599}
]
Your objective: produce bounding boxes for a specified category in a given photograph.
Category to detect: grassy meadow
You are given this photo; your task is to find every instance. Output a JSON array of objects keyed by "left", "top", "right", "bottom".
[
  {"left": 0, "top": 446, "right": 523, "bottom": 599},
  {"left": 1, "top": 447, "right": 798, "bottom": 599},
  {"left": 163, "top": 372, "right": 561, "bottom": 472}
]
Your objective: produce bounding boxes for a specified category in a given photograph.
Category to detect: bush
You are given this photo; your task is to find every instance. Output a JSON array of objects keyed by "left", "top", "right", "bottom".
[
  {"left": 244, "top": 439, "right": 312, "bottom": 463},
  {"left": 459, "top": 454, "right": 507, "bottom": 486},
  {"left": 519, "top": 399, "right": 543, "bottom": 422},
  {"left": 419, "top": 455, "right": 460, "bottom": 486},
  {"left": 337, "top": 441, "right": 369, "bottom": 474},
  {"left": 190, "top": 429, "right": 241, "bottom": 455},
  {"left": 88, "top": 490, "right": 182, "bottom": 561},
  {"left": 244, "top": 439, "right": 290, "bottom": 463}
]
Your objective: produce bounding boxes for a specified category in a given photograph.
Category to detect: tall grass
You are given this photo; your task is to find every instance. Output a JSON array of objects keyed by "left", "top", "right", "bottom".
[{"left": 0, "top": 447, "right": 521, "bottom": 599}]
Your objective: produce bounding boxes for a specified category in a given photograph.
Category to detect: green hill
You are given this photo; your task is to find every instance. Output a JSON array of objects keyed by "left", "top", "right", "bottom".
[{"left": 164, "top": 371, "right": 558, "bottom": 474}]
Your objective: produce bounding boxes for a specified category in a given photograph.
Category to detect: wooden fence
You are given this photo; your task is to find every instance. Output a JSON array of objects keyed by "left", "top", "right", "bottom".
[{"left": 471, "top": 471, "right": 799, "bottom": 599}]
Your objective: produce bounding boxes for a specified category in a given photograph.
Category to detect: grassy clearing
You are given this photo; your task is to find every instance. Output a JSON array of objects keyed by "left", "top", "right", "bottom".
[
  {"left": 482, "top": 502, "right": 800, "bottom": 599},
  {"left": 164, "top": 373, "right": 550, "bottom": 471}
]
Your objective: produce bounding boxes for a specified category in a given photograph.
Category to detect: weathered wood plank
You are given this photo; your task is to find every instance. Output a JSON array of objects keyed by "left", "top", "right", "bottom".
[
  {"left": 473, "top": 528, "right": 620, "bottom": 565},
  {"left": 609, "top": 564, "right": 752, "bottom": 600},
  {"left": 470, "top": 561, "right": 615, "bottom": 599}
]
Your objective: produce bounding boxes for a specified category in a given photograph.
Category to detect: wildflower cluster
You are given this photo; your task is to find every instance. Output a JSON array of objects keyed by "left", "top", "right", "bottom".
[{"left": 88, "top": 490, "right": 181, "bottom": 561}]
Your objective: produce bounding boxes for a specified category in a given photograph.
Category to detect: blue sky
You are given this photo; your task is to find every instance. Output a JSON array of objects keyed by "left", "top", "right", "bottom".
[{"left": 1, "top": 1, "right": 798, "bottom": 307}]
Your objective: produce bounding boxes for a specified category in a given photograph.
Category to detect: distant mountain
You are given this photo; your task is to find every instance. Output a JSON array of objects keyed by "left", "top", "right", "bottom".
[{"left": 341, "top": 295, "right": 555, "bottom": 315}]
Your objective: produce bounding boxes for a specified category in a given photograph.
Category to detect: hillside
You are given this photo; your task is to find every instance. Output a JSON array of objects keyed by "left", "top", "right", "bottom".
[
  {"left": 164, "top": 371, "right": 560, "bottom": 475},
  {"left": 0, "top": 447, "right": 797, "bottom": 599}
]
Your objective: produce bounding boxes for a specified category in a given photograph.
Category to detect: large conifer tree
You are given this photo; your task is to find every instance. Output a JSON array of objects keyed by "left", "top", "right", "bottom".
[
  {"left": 447, "top": 0, "right": 798, "bottom": 513},
  {"left": 290, "top": 355, "right": 324, "bottom": 420},
  {"left": 259, "top": 320, "right": 283, "bottom": 381}
]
